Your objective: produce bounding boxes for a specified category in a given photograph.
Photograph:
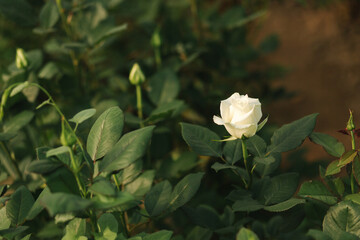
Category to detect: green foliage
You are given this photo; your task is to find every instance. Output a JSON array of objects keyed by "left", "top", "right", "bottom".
[
  {"left": 0, "top": 0, "right": 350, "bottom": 238},
  {"left": 180, "top": 123, "right": 222, "bottom": 157},
  {"left": 267, "top": 113, "right": 318, "bottom": 153},
  {"left": 87, "top": 107, "right": 124, "bottom": 161},
  {"left": 323, "top": 201, "right": 360, "bottom": 240}
]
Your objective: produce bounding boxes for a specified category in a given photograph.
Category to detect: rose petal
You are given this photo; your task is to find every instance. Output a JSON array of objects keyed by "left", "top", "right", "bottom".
[{"left": 213, "top": 115, "right": 224, "bottom": 125}]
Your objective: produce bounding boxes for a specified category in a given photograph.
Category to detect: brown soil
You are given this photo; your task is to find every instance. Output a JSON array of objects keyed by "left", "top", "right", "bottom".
[{"left": 252, "top": 1, "right": 360, "bottom": 161}]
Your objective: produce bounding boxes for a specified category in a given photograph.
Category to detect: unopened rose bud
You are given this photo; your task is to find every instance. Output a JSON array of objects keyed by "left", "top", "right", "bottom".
[
  {"left": 16, "top": 48, "right": 28, "bottom": 70},
  {"left": 151, "top": 30, "right": 161, "bottom": 48},
  {"left": 347, "top": 110, "right": 355, "bottom": 131},
  {"left": 129, "top": 63, "right": 145, "bottom": 85}
]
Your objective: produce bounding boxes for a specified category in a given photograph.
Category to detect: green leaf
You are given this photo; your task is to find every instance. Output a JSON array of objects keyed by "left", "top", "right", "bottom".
[
  {"left": 116, "top": 159, "right": 142, "bottom": 185},
  {"left": 298, "top": 180, "right": 337, "bottom": 205},
  {"left": 145, "top": 100, "right": 184, "bottom": 124},
  {"left": 353, "top": 156, "right": 360, "bottom": 186},
  {"left": 3, "top": 110, "right": 34, "bottom": 133},
  {"left": 267, "top": 113, "right": 318, "bottom": 153},
  {"left": 6, "top": 186, "right": 34, "bottom": 225},
  {"left": 92, "top": 192, "right": 135, "bottom": 210},
  {"left": 38, "top": 62, "right": 60, "bottom": 79},
  {"left": 180, "top": 123, "right": 222, "bottom": 157},
  {"left": 125, "top": 170, "right": 155, "bottom": 198},
  {"left": 148, "top": 69, "right": 180, "bottom": 106},
  {"left": 223, "top": 139, "right": 242, "bottom": 164},
  {"left": 98, "top": 213, "right": 118, "bottom": 240},
  {"left": 338, "top": 150, "right": 358, "bottom": 166},
  {"left": 10, "top": 81, "right": 29, "bottom": 97},
  {"left": 0, "top": 131, "right": 17, "bottom": 141},
  {"left": 183, "top": 205, "right": 224, "bottom": 230},
  {"left": 253, "top": 153, "right": 281, "bottom": 177},
  {"left": 89, "top": 178, "right": 116, "bottom": 197},
  {"left": 143, "top": 230, "right": 173, "bottom": 240},
  {"left": 186, "top": 226, "right": 212, "bottom": 240},
  {"left": 87, "top": 106, "right": 124, "bottom": 161},
  {"left": 262, "top": 173, "right": 299, "bottom": 205},
  {"left": 99, "top": 126, "right": 155, "bottom": 173},
  {"left": 0, "top": 226, "right": 29, "bottom": 240},
  {"left": 46, "top": 146, "right": 71, "bottom": 158},
  {"left": 326, "top": 160, "right": 343, "bottom": 176},
  {"left": 232, "top": 196, "right": 264, "bottom": 212},
  {"left": 247, "top": 135, "right": 266, "bottom": 157},
  {"left": 39, "top": 0, "right": 59, "bottom": 29},
  {"left": 307, "top": 229, "right": 331, "bottom": 240},
  {"left": 263, "top": 198, "right": 306, "bottom": 212},
  {"left": 41, "top": 193, "right": 92, "bottom": 216},
  {"left": 145, "top": 180, "right": 172, "bottom": 217},
  {"left": 26, "top": 187, "right": 51, "bottom": 220},
  {"left": 0, "top": 0, "right": 36, "bottom": 27},
  {"left": 0, "top": 207, "right": 11, "bottom": 230},
  {"left": 44, "top": 167, "right": 80, "bottom": 195},
  {"left": 70, "top": 108, "right": 96, "bottom": 125},
  {"left": 345, "top": 194, "right": 360, "bottom": 205},
  {"left": 27, "top": 159, "right": 62, "bottom": 174},
  {"left": 62, "top": 218, "right": 87, "bottom": 240},
  {"left": 236, "top": 228, "right": 260, "bottom": 240},
  {"left": 323, "top": 201, "right": 360, "bottom": 240},
  {"left": 168, "top": 172, "right": 204, "bottom": 212},
  {"left": 310, "top": 132, "right": 345, "bottom": 158},
  {"left": 91, "top": 24, "right": 128, "bottom": 45}
]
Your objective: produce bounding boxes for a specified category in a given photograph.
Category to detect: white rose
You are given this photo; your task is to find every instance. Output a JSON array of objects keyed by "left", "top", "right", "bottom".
[{"left": 213, "top": 93, "right": 262, "bottom": 139}]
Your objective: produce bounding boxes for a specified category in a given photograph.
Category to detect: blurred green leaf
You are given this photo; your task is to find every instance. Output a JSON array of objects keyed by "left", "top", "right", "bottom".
[
  {"left": 0, "top": 226, "right": 29, "bottom": 240},
  {"left": 125, "top": 170, "right": 155, "bottom": 198},
  {"left": 89, "top": 178, "right": 116, "bottom": 197},
  {"left": 0, "top": 0, "right": 36, "bottom": 26},
  {"left": 167, "top": 172, "right": 204, "bottom": 212},
  {"left": 98, "top": 213, "right": 118, "bottom": 240},
  {"left": 38, "top": 62, "right": 60, "bottom": 79},
  {"left": 39, "top": 0, "right": 59, "bottom": 29},
  {"left": 62, "top": 218, "right": 87, "bottom": 240},
  {"left": 69, "top": 108, "right": 96, "bottom": 125},
  {"left": 148, "top": 69, "right": 180, "bottom": 106},
  {"left": 236, "top": 228, "right": 259, "bottom": 240},
  {"left": 145, "top": 180, "right": 172, "bottom": 217},
  {"left": 143, "top": 230, "right": 173, "bottom": 240},
  {"left": 41, "top": 193, "right": 92, "bottom": 216},
  {"left": 4, "top": 110, "right": 34, "bottom": 133}
]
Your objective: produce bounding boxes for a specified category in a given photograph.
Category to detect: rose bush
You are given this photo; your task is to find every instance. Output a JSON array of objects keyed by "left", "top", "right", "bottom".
[{"left": 213, "top": 93, "right": 262, "bottom": 139}]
